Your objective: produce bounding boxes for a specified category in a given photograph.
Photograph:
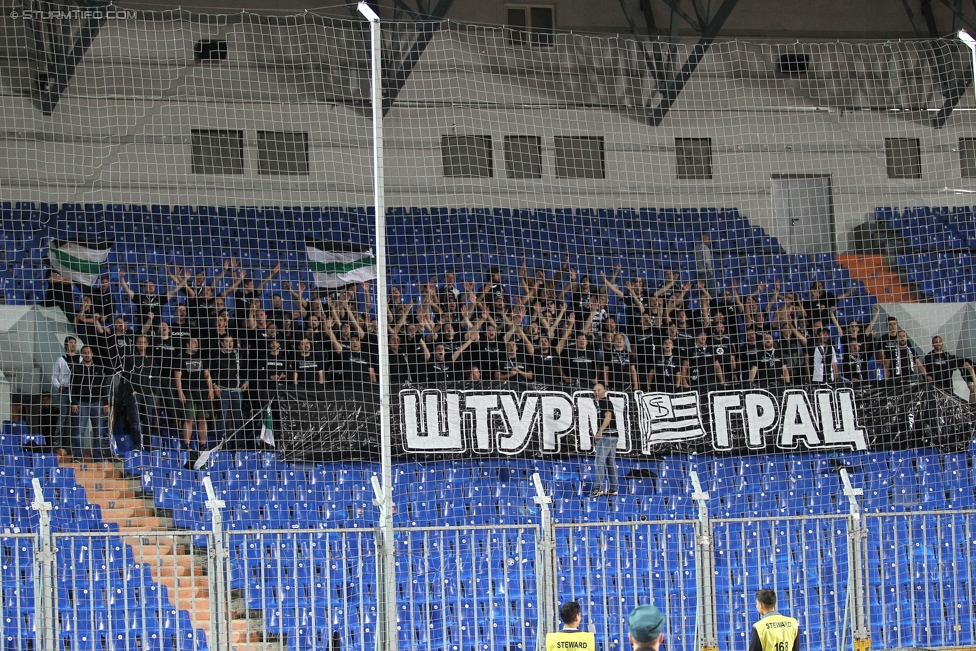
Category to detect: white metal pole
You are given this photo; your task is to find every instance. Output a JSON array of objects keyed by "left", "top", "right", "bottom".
[{"left": 357, "top": 4, "right": 397, "bottom": 651}]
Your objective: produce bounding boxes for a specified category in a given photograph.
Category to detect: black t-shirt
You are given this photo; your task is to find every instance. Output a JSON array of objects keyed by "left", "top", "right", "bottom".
[
  {"left": 632, "top": 330, "right": 656, "bottom": 376},
  {"left": 123, "top": 352, "right": 161, "bottom": 394},
  {"left": 923, "top": 351, "right": 970, "bottom": 390},
  {"left": 177, "top": 351, "right": 208, "bottom": 397},
  {"left": 623, "top": 291, "right": 648, "bottom": 330},
  {"left": 498, "top": 353, "right": 529, "bottom": 380},
  {"left": 737, "top": 341, "right": 761, "bottom": 380},
  {"left": 842, "top": 352, "right": 869, "bottom": 383},
  {"left": 135, "top": 293, "right": 168, "bottom": 328},
  {"left": 803, "top": 292, "right": 837, "bottom": 325},
  {"left": 388, "top": 350, "right": 413, "bottom": 386},
  {"left": 711, "top": 335, "right": 735, "bottom": 382},
  {"left": 596, "top": 396, "right": 617, "bottom": 434},
  {"left": 334, "top": 349, "right": 375, "bottom": 386},
  {"left": 427, "top": 357, "right": 457, "bottom": 384},
  {"left": 185, "top": 295, "right": 216, "bottom": 333},
  {"left": 87, "top": 286, "right": 115, "bottom": 320},
  {"left": 566, "top": 345, "right": 600, "bottom": 387},
  {"left": 292, "top": 354, "right": 324, "bottom": 391},
  {"left": 878, "top": 333, "right": 901, "bottom": 358},
  {"left": 169, "top": 320, "right": 193, "bottom": 348},
  {"left": 688, "top": 344, "right": 717, "bottom": 387},
  {"left": 211, "top": 349, "right": 243, "bottom": 389},
  {"left": 532, "top": 350, "right": 565, "bottom": 387},
  {"left": 473, "top": 340, "right": 504, "bottom": 376},
  {"left": 889, "top": 345, "right": 920, "bottom": 380},
  {"left": 752, "top": 348, "right": 786, "bottom": 385},
  {"left": 255, "top": 351, "right": 289, "bottom": 395},
  {"left": 155, "top": 341, "right": 180, "bottom": 390},
  {"left": 606, "top": 349, "right": 635, "bottom": 390},
  {"left": 652, "top": 353, "right": 680, "bottom": 392}
]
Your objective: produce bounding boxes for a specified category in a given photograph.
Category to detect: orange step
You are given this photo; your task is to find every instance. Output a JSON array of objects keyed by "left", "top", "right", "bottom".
[
  {"left": 61, "top": 459, "right": 235, "bottom": 644},
  {"left": 837, "top": 254, "right": 918, "bottom": 303}
]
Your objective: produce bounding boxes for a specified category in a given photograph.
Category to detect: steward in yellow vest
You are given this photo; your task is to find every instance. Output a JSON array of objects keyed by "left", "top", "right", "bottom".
[
  {"left": 546, "top": 601, "right": 597, "bottom": 651},
  {"left": 749, "top": 589, "right": 799, "bottom": 651}
]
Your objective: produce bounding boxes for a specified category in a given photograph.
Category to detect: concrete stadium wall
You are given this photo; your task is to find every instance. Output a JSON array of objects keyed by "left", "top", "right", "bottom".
[{"left": 1, "top": 27, "right": 975, "bottom": 253}]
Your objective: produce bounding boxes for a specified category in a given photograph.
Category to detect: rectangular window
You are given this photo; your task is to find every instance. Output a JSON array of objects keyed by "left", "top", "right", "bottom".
[
  {"left": 506, "top": 5, "right": 554, "bottom": 47},
  {"left": 675, "top": 137, "right": 713, "bottom": 180},
  {"left": 191, "top": 129, "right": 243, "bottom": 175},
  {"left": 960, "top": 138, "right": 976, "bottom": 178},
  {"left": 258, "top": 131, "right": 310, "bottom": 176},
  {"left": 554, "top": 136, "right": 605, "bottom": 179},
  {"left": 885, "top": 137, "right": 921, "bottom": 179},
  {"left": 442, "top": 135, "right": 493, "bottom": 178},
  {"left": 504, "top": 135, "right": 542, "bottom": 179}
]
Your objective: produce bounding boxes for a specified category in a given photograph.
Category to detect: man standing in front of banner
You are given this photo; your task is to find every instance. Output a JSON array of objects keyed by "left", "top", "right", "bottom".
[
  {"left": 545, "top": 601, "right": 595, "bottom": 651},
  {"left": 749, "top": 589, "right": 799, "bottom": 651},
  {"left": 588, "top": 383, "right": 619, "bottom": 498}
]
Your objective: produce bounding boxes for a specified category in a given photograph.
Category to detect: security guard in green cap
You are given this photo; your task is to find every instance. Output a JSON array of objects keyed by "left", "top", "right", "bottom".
[
  {"left": 628, "top": 604, "right": 665, "bottom": 650},
  {"left": 546, "top": 601, "right": 596, "bottom": 651},
  {"left": 749, "top": 589, "right": 799, "bottom": 651}
]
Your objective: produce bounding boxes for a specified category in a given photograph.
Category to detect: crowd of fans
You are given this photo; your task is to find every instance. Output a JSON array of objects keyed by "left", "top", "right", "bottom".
[{"left": 44, "top": 254, "right": 976, "bottom": 459}]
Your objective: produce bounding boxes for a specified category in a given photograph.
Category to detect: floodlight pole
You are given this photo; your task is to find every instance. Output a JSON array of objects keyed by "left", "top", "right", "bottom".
[{"left": 358, "top": 4, "right": 397, "bottom": 651}]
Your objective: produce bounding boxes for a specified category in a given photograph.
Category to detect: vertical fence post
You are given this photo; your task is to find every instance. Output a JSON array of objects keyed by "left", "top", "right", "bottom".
[
  {"left": 689, "top": 471, "right": 718, "bottom": 651},
  {"left": 532, "top": 472, "right": 556, "bottom": 651},
  {"left": 203, "top": 476, "right": 230, "bottom": 651},
  {"left": 30, "top": 478, "right": 55, "bottom": 651},
  {"left": 840, "top": 468, "right": 871, "bottom": 651}
]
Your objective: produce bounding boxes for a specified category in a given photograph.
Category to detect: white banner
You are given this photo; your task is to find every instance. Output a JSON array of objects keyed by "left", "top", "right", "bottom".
[{"left": 399, "top": 387, "right": 867, "bottom": 455}]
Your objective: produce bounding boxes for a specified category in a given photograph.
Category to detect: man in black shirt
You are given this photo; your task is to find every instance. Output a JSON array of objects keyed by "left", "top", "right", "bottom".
[
  {"left": 423, "top": 341, "right": 458, "bottom": 384},
  {"left": 174, "top": 337, "right": 215, "bottom": 450},
  {"left": 685, "top": 330, "right": 723, "bottom": 393},
  {"left": 291, "top": 338, "right": 326, "bottom": 397},
  {"left": 86, "top": 274, "right": 115, "bottom": 322},
  {"left": 841, "top": 339, "right": 870, "bottom": 386},
  {"left": 737, "top": 328, "right": 761, "bottom": 383},
  {"left": 496, "top": 340, "right": 533, "bottom": 384},
  {"left": 155, "top": 322, "right": 181, "bottom": 434},
  {"left": 711, "top": 321, "right": 736, "bottom": 388},
  {"left": 473, "top": 324, "right": 504, "bottom": 379},
  {"left": 588, "top": 383, "right": 619, "bottom": 498},
  {"left": 650, "top": 338, "right": 681, "bottom": 393},
  {"left": 802, "top": 280, "right": 850, "bottom": 327},
  {"left": 119, "top": 267, "right": 187, "bottom": 331},
  {"left": 169, "top": 305, "right": 193, "bottom": 347},
  {"left": 387, "top": 334, "right": 413, "bottom": 386},
  {"left": 533, "top": 336, "right": 570, "bottom": 388},
  {"left": 605, "top": 333, "right": 639, "bottom": 391},
  {"left": 253, "top": 339, "right": 288, "bottom": 407},
  {"left": 70, "top": 345, "right": 109, "bottom": 461},
  {"left": 889, "top": 330, "right": 927, "bottom": 384},
  {"left": 212, "top": 335, "right": 248, "bottom": 443},
  {"left": 878, "top": 316, "right": 916, "bottom": 378},
  {"left": 566, "top": 334, "right": 600, "bottom": 389},
  {"left": 333, "top": 334, "right": 378, "bottom": 388},
  {"left": 749, "top": 334, "right": 790, "bottom": 388},
  {"left": 108, "top": 316, "right": 135, "bottom": 372},
  {"left": 923, "top": 335, "right": 976, "bottom": 395},
  {"left": 122, "top": 335, "right": 162, "bottom": 450}
]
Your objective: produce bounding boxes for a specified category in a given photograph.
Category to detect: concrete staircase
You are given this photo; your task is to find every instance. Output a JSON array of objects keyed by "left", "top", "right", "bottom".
[{"left": 67, "top": 460, "right": 266, "bottom": 648}]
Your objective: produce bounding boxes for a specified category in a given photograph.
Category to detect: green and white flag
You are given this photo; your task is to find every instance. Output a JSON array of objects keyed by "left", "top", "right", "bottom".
[
  {"left": 260, "top": 403, "right": 275, "bottom": 448},
  {"left": 48, "top": 239, "right": 112, "bottom": 286},
  {"left": 306, "top": 238, "right": 376, "bottom": 288}
]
